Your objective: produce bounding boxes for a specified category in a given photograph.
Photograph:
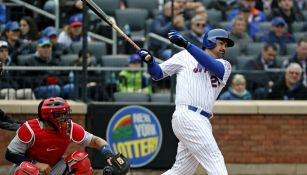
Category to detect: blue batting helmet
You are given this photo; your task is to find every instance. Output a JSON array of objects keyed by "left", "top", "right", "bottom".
[{"left": 202, "top": 28, "right": 234, "bottom": 49}]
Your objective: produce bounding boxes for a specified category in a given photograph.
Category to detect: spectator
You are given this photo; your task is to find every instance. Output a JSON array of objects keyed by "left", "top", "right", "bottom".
[
  {"left": 71, "top": 50, "right": 97, "bottom": 67},
  {"left": 0, "top": 1, "right": 6, "bottom": 24},
  {"left": 207, "top": 0, "right": 238, "bottom": 20},
  {"left": 0, "top": 108, "right": 20, "bottom": 131},
  {"left": 255, "top": 0, "right": 275, "bottom": 15},
  {"left": 182, "top": 15, "right": 206, "bottom": 48},
  {"left": 270, "top": 0, "right": 305, "bottom": 33},
  {"left": 227, "top": 0, "right": 267, "bottom": 23},
  {"left": 219, "top": 74, "right": 252, "bottom": 100},
  {"left": 19, "top": 16, "right": 40, "bottom": 42},
  {"left": 229, "top": 15, "right": 253, "bottom": 54},
  {"left": 244, "top": 43, "right": 279, "bottom": 70},
  {"left": 180, "top": 0, "right": 205, "bottom": 21},
  {"left": 0, "top": 40, "right": 17, "bottom": 99},
  {"left": 0, "top": 40, "right": 34, "bottom": 100},
  {"left": 244, "top": 43, "right": 280, "bottom": 99},
  {"left": 227, "top": 2, "right": 264, "bottom": 39},
  {"left": 150, "top": 1, "right": 186, "bottom": 60},
  {"left": 2, "top": 21, "right": 33, "bottom": 65},
  {"left": 194, "top": 5, "right": 212, "bottom": 33},
  {"left": 118, "top": 54, "right": 152, "bottom": 95},
  {"left": 24, "top": 37, "right": 62, "bottom": 99},
  {"left": 68, "top": 50, "right": 100, "bottom": 100},
  {"left": 283, "top": 37, "right": 307, "bottom": 86},
  {"left": 261, "top": 17, "right": 295, "bottom": 55},
  {"left": 302, "top": 22, "right": 307, "bottom": 32},
  {"left": 294, "top": 0, "right": 307, "bottom": 11},
  {"left": 267, "top": 62, "right": 307, "bottom": 100},
  {"left": 42, "top": 26, "right": 70, "bottom": 60},
  {"left": 58, "top": 14, "right": 91, "bottom": 48}
]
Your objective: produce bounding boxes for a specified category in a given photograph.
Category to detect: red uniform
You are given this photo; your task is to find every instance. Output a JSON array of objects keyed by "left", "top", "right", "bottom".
[{"left": 17, "top": 119, "right": 85, "bottom": 167}]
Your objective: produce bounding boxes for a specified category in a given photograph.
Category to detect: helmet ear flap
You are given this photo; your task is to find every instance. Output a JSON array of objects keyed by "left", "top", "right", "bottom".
[{"left": 202, "top": 32, "right": 216, "bottom": 49}]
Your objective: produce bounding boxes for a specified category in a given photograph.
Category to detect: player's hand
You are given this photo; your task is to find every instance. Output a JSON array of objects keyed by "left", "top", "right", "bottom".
[
  {"left": 34, "top": 162, "right": 51, "bottom": 175},
  {"left": 168, "top": 30, "right": 189, "bottom": 48},
  {"left": 137, "top": 49, "right": 154, "bottom": 64}
]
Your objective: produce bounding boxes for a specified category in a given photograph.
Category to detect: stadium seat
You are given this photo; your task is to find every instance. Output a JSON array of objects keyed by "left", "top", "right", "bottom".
[
  {"left": 126, "top": 0, "right": 159, "bottom": 18},
  {"left": 100, "top": 55, "right": 129, "bottom": 85},
  {"left": 207, "top": 9, "right": 223, "bottom": 25},
  {"left": 236, "top": 55, "right": 255, "bottom": 70},
  {"left": 218, "top": 21, "right": 232, "bottom": 31},
  {"left": 115, "top": 8, "right": 149, "bottom": 41},
  {"left": 17, "top": 54, "right": 34, "bottom": 66},
  {"left": 71, "top": 42, "right": 107, "bottom": 61},
  {"left": 92, "top": 0, "right": 121, "bottom": 16},
  {"left": 286, "top": 43, "right": 297, "bottom": 56},
  {"left": 225, "top": 45, "right": 241, "bottom": 70},
  {"left": 113, "top": 92, "right": 149, "bottom": 102},
  {"left": 145, "top": 18, "right": 153, "bottom": 36},
  {"left": 293, "top": 32, "right": 307, "bottom": 41},
  {"left": 246, "top": 43, "right": 265, "bottom": 56},
  {"left": 242, "top": 71, "right": 270, "bottom": 91},
  {"left": 258, "top": 22, "right": 272, "bottom": 32},
  {"left": 61, "top": 54, "right": 78, "bottom": 66},
  {"left": 292, "top": 22, "right": 305, "bottom": 32},
  {"left": 200, "top": 0, "right": 211, "bottom": 6},
  {"left": 276, "top": 55, "right": 291, "bottom": 67},
  {"left": 151, "top": 93, "right": 171, "bottom": 102},
  {"left": 254, "top": 32, "right": 264, "bottom": 42},
  {"left": 100, "top": 54, "right": 129, "bottom": 67}
]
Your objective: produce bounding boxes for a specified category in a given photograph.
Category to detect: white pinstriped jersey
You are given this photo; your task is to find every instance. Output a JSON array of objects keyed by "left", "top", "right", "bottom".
[{"left": 159, "top": 50, "right": 232, "bottom": 114}]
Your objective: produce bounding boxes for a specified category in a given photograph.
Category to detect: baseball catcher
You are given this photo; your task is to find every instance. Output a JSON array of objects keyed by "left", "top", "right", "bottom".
[{"left": 5, "top": 97, "right": 130, "bottom": 175}]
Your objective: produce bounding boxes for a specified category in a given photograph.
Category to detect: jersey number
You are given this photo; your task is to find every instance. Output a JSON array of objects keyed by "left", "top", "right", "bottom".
[{"left": 211, "top": 76, "right": 220, "bottom": 88}]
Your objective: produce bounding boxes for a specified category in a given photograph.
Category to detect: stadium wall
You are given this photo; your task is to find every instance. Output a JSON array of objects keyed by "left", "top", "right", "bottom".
[{"left": 0, "top": 100, "right": 307, "bottom": 175}]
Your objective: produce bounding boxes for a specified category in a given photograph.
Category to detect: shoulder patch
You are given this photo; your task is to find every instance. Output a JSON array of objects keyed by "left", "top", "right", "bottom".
[
  {"left": 71, "top": 122, "right": 85, "bottom": 143},
  {"left": 17, "top": 122, "right": 34, "bottom": 143}
]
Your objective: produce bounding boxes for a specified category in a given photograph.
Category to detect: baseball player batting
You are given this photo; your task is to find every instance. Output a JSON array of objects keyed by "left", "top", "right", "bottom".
[{"left": 137, "top": 28, "right": 234, "bottom": 175}]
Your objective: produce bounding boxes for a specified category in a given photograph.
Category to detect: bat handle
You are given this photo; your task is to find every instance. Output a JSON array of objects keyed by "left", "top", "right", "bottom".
[{"left": 144, "top": 55, "right": 152, "bottom": 62}]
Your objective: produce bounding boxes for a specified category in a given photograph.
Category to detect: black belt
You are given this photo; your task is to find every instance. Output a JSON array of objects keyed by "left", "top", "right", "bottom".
[{"left": 188, "top": 105, "right": 211, "bottom": 119}]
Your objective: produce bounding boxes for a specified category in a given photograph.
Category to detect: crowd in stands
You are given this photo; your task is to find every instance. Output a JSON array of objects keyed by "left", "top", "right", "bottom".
[{"left": 0, "top": 0, "right": 307, "bottom": 101}]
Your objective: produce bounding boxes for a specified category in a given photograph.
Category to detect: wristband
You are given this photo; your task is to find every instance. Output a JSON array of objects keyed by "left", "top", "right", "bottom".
[
  {"left": 100, "top": 145, "right": 112, "bottom": 158},
  {"left": 31, "top": 159, "right": 37, "bottom": 164}
]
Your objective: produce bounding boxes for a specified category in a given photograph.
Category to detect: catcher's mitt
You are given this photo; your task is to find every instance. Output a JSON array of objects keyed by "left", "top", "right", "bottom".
[{"left": 103, "top": 153, "right": 130, "bottom": 175}]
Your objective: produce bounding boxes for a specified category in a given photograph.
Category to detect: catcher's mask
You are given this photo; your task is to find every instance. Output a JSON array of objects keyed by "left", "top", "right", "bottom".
[{"left": 38, "top": 97, "right": 71, "bottom": 135}]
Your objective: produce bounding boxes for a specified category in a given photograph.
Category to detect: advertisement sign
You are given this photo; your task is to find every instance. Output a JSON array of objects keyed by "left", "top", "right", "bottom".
[{"left": 106, "top": 105, "right": 163, "bottom": 167}]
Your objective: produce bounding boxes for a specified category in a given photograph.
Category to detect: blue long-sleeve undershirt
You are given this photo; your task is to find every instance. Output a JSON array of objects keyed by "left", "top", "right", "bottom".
[
  {"left": 186, "top": 43, "right": 225, "bottom": 80},
  {"left": 147, "top": 60, "right": 163, "bottom": 80},
  {"left": 6, "top": 149, "right": 35, "bottom": 165}
]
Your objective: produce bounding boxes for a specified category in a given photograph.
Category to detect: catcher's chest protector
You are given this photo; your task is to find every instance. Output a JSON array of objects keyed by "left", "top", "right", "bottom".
[{"left": 19, "top": 119, "right": 70, "bottom": 167}]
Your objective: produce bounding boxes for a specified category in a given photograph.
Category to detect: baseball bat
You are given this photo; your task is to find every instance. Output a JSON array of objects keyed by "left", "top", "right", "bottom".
[{"left": 81, "top": 0, "right": 151, "bottom": 61}]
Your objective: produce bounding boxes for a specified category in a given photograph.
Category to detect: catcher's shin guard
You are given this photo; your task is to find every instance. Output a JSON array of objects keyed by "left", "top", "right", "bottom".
[
  {"left": 14, "top": 161, "right": 39, "bottom": 175},
  {"left": 65, "top": 150, "right": 93, "bottom": 175}
]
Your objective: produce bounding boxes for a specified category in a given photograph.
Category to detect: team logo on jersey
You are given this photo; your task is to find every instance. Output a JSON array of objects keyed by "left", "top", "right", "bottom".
[
  {"left": 193, "top": 63, "right": 208, "bottom": 73},
  {"left": 106, "top": 105, "right": 163, "bottom": 168}
]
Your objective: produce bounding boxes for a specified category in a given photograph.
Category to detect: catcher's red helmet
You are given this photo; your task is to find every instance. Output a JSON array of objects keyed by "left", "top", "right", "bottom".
[{"left": 38, "top": 97, "right": 71, "bottom": 133}]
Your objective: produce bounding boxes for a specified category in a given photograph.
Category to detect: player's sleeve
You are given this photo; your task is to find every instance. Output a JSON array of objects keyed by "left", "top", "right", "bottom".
[
  {"left": 70, "top": 122, "right": 93, "bottom": 147},
  {"left": 6, "top": 123, "right": 34, "bottom": 165},
  {"left": 186, "top": 44, "right": 225, "bottom": 79},
  {"left": 216, "top": 59, "right": 232, "bottom": 85},
  {"left": 159, "top": 51, "right": 185, "bottom": 78}
]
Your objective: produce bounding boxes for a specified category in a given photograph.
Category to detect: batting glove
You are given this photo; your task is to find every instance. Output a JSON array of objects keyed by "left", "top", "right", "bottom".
[
  {"left": 137, "top": 49, "right": 154, "bottom": 64},
  {"left": 168, "top": 30, "right": 189, "bottom": 48}
]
